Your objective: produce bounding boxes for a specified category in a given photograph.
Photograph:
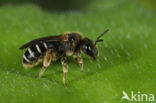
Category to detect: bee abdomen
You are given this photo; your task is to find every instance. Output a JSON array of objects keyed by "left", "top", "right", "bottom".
[
  {"left": 22, "top": 42, "right": 48, "bottom": 68},
  {"left": 22, "top": 42, "right": 58, "bottom": 68}
]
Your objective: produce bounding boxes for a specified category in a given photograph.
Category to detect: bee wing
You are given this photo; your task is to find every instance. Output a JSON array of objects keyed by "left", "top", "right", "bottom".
[{"left": 19, "top": 35, "right": 67, "bottom": 50}]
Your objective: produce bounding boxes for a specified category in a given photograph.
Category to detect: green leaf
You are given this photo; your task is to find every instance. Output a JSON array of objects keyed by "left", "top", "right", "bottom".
[{"left": 0, "top": 0, "right": 156, "bottom": 103}]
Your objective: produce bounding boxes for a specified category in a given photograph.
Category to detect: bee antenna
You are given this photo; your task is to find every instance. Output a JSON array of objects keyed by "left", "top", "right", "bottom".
[{"left": 95, "top": 29, "right": 109, "bottom": 45}]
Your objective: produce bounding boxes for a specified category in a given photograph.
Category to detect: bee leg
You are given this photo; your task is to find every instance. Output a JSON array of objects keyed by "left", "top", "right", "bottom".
[
  {"left": 77, "top": 56, "right": 84, "bottom": 75},
  {"left": 38, "top": 50, "right": 52, "bottom": 78},
  {"left": 61, "top": 57, "right": 68, "bottom": 86}
]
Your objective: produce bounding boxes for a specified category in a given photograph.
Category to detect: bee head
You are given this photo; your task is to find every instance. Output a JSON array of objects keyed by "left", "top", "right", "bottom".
[
  {"left": 81, "top": 38, "right": 98, "bottom": 59},
  {"left": 80, "top": 29, "right": 109, "bottom": 59}
]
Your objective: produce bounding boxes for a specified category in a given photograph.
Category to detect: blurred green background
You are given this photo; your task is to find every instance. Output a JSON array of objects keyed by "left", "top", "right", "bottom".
[
  {"left": 0, "top": 0, "right": 92, "bottom": 11},
  {"left": 0, "top": 0, "right": 156, "bottom": 103}
]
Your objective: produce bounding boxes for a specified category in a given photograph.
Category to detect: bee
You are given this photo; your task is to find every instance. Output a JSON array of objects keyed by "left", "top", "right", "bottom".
[{"left": 19, "top": 29, "right": 109, "bottom": 86}]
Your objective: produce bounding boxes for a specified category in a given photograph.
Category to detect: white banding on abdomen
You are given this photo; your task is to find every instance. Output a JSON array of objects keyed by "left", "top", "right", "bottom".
[
  {"left": 28, "top": 48, "right": 35, "bottom": 57},
  {"left": 35, "top": 44, "right": 42, "bottom": 53},
  {"left": 43, "top": 42, "right": 48, "bottom": 49},
  {"left": 23, "top": 54, "right": 30, "bottom": 63}
]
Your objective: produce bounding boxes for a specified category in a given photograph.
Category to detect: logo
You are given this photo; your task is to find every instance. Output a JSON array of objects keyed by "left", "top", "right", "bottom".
[{"left": 121, "top": 91, "right": 154, "bottom": 102}]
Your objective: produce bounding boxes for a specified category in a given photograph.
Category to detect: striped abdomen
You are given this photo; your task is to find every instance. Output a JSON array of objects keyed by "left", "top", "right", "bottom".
[{"left": 23, "top": 42, "right": 58, "bottom": 68}]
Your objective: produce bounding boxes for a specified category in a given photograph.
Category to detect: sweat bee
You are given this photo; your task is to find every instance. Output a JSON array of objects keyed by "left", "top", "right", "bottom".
[{"left": 19, "top": 29, "right": 109, "bottom": 86}]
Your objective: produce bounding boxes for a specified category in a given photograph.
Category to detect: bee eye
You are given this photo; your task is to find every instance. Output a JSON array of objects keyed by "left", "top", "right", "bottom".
[
  {"left": 87, "top": 46, "right": 91, "bottom": 51},
  {"left": 82, "top": 44, "right": 92, "bottom": 53},
  {"left": 82, "top": 44, "right": 87, "bottom": 50}
]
